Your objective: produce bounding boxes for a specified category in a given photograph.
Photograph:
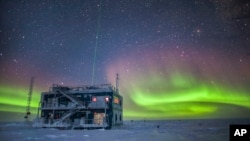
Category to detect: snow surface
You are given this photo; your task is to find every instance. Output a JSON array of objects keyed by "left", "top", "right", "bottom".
[{"left": 0, "top": 119, "right": 249, "bottom": 141}]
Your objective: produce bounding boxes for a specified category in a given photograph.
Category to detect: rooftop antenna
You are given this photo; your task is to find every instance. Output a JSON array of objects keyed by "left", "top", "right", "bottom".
[
  {"left": 24, "top": 77, "right": 34, "bottom": 121},
  {"left": 116, "top": 73, "right": 119, "bottom": 93}
]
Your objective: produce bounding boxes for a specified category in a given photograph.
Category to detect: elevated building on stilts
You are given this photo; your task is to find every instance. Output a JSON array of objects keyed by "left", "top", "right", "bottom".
[{"left": 33, "top": 75, "right": 123, "bottom": 129}]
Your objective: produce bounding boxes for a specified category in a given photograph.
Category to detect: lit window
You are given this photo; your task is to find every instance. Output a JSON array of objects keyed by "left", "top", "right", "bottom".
[
  {"left": 114, "top": 97, "right": 119, "bottom": 104},
  {"left": 92, "top": 97, "right": 97, "bottom": 102}
]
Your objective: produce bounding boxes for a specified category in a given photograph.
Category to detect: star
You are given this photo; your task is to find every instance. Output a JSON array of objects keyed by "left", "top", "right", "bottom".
[{"left": 13, "top": 59, "right": 18, "bottom": 63}]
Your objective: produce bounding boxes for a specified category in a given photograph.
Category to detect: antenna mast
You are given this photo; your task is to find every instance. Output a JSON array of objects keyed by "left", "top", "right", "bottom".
[
  {"left": 24, "top": 77, "right": 34, "bottom": 121},
  {"left": 116, "top": 73, "right": 119, "bottom": 93}
]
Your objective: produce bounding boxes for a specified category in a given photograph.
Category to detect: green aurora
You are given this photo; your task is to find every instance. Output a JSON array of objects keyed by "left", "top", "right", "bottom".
[
  {"left": 107, "top": 47, "right": 250, "bottom": 120},
  {"left": 0, "top": 85, "right": 40, "bottom": 115},
  {"left": 124, "top": 72, "right": 250, "bottom": 119}
]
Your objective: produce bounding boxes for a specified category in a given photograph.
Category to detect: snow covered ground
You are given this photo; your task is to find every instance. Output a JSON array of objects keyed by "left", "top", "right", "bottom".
[{"left": 0, "top": 119, "right": 249, "bottom": 141}]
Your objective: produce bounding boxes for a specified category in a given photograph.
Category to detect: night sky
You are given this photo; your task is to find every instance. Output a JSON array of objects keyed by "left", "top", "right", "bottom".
[{"left": 0, "top": 0, "right": 250, "bottom": 121}]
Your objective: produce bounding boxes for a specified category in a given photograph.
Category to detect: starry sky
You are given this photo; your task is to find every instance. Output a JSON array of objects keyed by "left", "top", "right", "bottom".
[{"left": 0, "top": 0, "right": 250, "bottom": 121}]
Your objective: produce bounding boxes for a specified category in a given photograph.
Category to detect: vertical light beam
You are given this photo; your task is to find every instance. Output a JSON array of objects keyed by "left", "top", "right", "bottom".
[{"left": 91, "top": 0, "right": 102, "bottom": 85}]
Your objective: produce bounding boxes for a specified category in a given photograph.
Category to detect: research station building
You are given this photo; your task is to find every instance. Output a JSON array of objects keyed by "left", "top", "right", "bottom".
[{"left": 33, "top": 76, "right": 123, "bottom": 129}]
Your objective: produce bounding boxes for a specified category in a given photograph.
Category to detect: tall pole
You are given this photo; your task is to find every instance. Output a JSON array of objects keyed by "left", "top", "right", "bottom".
[
  {"left": 116, "top": 73, "right": 119, "bottom": 93},
  {"left": 25, "top": 77, "right": 34, "bottom": 121}
]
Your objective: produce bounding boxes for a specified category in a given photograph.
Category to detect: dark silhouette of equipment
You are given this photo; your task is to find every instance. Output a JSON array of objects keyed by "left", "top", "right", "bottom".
[{"left": 24, "top": 77, "right": 35, "bottom": 121}]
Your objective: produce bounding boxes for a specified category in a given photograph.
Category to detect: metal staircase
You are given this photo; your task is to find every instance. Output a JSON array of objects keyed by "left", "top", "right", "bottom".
[
  {"left": 52, "top": 89, "right": 84, "bottom": 126},
  {"left": 52, "top": 108, "right": 80, "bottom": 126},
  {"left": 56, "top": 89, "right": 84, "bottom": 107}
]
